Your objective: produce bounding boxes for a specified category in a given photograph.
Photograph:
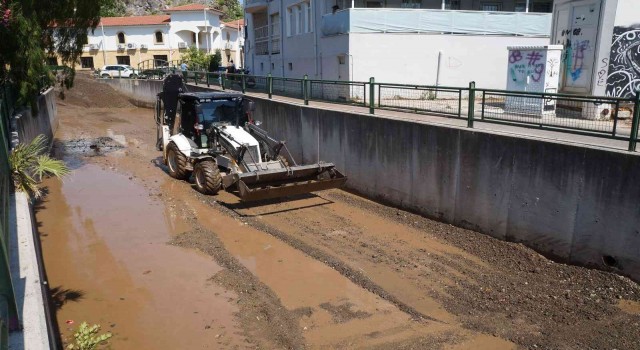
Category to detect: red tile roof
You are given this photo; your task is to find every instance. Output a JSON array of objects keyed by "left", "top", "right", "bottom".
[
  {"left": 164, "top": 4, "right": 223, "bottom": 13},
  {"left": 100, "top": 15, "right": 170, "bottom": 27},
  {"left": 165, "top": 4, "right": 207, "bottom": 11},
  {"left": 223, "top": 19, "right": 245, "bottom": 29}
]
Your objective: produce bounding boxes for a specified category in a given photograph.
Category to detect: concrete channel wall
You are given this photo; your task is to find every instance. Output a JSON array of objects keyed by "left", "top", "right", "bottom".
[
  {"left": 8, "top": 88, "right": 57, "bottom": 349},
  {"left": 11, "top": 88, "right": 58, "bottom": 146},
  {"left": 105, "top": 79, "right": 640, "bottom": 281}
]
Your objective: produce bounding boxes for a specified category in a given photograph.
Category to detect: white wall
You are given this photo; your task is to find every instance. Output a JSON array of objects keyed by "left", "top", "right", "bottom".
[
  {"left": 348, "top": 33, "right": 549, "bottom": 89},
  {"left": 88, "top": 25, "right": 171, "bottom": 51}
]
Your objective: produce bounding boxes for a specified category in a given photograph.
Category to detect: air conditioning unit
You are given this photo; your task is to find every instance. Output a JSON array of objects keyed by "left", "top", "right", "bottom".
[
  {"left": 117, "top": 44, "right": 126, "bottom": 50},
  {"left": 140, "top": 44, "right": 148, "bottom": 49},
  {"left": 88, "top": 44, "right": 98, "bottom": 50},
  {"left": 178, "top": 42, "right": 188, "bottom": 49},
  {"left": 126, "top": 43, "right": 137, "bottom": 50}
]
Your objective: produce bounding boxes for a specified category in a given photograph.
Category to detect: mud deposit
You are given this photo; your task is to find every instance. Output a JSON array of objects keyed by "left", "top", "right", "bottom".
[{"left": 37, "top": 74, "right": 640, "bottom": 349}]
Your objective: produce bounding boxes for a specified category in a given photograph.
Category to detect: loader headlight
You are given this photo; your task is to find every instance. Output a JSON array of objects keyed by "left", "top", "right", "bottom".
[{"left": 194, "top": 123, "right": 204, "bottom": 130}]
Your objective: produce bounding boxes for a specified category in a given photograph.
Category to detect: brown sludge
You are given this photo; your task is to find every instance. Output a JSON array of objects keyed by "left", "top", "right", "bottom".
[{"left": 36, "top": 73, "right": 640, "bottom": 349}]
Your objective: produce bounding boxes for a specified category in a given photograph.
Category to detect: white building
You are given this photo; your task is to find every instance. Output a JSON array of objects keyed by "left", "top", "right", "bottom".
[
  {"left": 552, "top": 0, "right": 640, "bottom": 98},
  {"left": 60, "top": 4, "right": 245, "bottom": 70},
  {"left": 244, "top": 0, "right": 554, "bottom": 89}
]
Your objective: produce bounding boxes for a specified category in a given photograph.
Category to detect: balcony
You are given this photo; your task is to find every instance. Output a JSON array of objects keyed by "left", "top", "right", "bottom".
[
  {"left": 321, "top": 8, "right": 552, "bottom": 37},
  {"left": 245, "top": 0, "right": 268, "bottom": 13}
]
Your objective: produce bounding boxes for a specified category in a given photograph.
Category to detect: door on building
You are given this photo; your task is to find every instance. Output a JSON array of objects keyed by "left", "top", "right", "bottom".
[
  {"left": 553, "top": 0, "right": 602, "bottom": 93},
  {"left": 116, "top": 56, "right": 131, "bottom": 65},
  {"left": 153, "top": 55, "right": 168, "bottom": 67},
  {"left": 80, "top": 57, "right": 94, "bottom": 69}
]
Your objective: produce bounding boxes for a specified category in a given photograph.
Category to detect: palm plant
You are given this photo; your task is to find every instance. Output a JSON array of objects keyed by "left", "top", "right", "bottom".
[{"left": 9, "top": 134, "right": 69, "bottom": 198}]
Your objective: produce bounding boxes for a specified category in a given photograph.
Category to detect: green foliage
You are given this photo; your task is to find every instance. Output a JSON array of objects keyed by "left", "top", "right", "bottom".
[
  {"left": 0, "top": 0, "right": 105, "bottom": 107},
  {"left": 215, "top": 0, "right": 243, "bottom": 21},
  {"left": 66, "top": 322, "right": 113, "bottom": 350},
  {"left": 210, "top": 49, "right": 222, "bottom": 71},
  {"left": 9, "top": 134, "right": 70, "bottom": 199},
  {"left": 181, "top": 46, "right": 213, "bottom": 71},
  {"left": 100, "top": 0, "right": 127, "bottom": 17}
]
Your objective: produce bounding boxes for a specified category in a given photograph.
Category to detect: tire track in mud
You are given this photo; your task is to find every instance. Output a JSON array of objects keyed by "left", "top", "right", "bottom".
[
  {"left": 170, "top": 223, "right": 307, "bottom": 350},
  {"left": 198, "top": 194, "right": 445, "bottom": 325}
]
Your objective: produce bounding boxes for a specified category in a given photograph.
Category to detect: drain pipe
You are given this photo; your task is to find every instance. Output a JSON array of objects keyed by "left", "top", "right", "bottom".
[{"left": 435, "top": 50, "right": 442, "bottom": 98}]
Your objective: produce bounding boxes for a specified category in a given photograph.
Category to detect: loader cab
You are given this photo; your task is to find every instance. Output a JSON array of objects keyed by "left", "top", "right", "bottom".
[{"left": 177, "top": 92, "right": 251, "bottom": 148}]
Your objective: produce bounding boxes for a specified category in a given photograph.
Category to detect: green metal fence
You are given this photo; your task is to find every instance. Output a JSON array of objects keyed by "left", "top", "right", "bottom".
[
  {"left": 0, "top": 83, "right": 17, "bottom": 345},
  {"left": 377, "top": 83, "right": 465, "bottom": 118},
  {"left": 177, "top": 71, "right": 640, "bottom": 152}
]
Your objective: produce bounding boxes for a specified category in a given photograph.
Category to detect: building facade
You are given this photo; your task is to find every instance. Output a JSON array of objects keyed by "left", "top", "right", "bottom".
[
  {"left": 58, "top": 4, "right": 244, "bottom": 71},
  {"left": 244, "top": 0, "right": 554, "bottom": 89},
  {"left": 551, "top": 0, "right": 640, "bottom": 98}
]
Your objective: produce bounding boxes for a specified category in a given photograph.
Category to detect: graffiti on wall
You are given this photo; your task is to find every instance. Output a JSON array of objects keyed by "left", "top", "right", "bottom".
[
  {"left": 508, "top": 50, "right": 546, "bottom": 84},
  {"left": 606, "top": 26, "right": 640, "bottom": 98}
]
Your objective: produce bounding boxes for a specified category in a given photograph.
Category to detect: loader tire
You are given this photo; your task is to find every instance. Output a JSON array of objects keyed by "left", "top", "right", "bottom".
[
  {"left": 194, "top": 160, "right": 222, "bottom": 195},
  {"left": 166, "top": 142, "right": 191, "bottom": 180}
]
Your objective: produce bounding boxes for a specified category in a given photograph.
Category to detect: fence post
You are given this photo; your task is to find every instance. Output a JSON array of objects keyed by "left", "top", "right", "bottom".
[
  {"left": 369, "top": 77, "right": 375, "bottom": 115},
  {"left": 241, "top": 71, "right": 246, "bottom": 94},
  {"left": 206, "top": 72, "right": 210, "bottom": 88},
  {"left": 467, "top": 81, "right": 476, "bottom": 128},
  {"left": 629, "top": 90, "right": 640, "bottom": 151},
  {"left": 268, "top": 73, "right": 273, "bottom": 99},
  {"left": 303, "top": 75, "right": 309, "bottom": 105}
]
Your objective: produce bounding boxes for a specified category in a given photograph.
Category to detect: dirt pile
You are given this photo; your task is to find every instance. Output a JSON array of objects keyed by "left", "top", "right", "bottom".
[{"left": 55, "top": 72, "right": 135, "bottom": 108}]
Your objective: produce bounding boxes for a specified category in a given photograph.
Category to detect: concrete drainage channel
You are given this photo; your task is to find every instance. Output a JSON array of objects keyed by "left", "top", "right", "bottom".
[{"left": 104, "top": 78, "right": 640, "bottom": 283}]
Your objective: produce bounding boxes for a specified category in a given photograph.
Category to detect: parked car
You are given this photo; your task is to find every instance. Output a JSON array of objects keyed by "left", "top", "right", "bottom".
[{"left": 98, "top": 64, "right": 139, "bottom": 79}]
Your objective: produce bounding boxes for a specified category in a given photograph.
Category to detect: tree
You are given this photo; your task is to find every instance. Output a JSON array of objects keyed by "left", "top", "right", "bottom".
[
  {"left": 214, "top": 0, "right": 243, "bottom": 21},
  {"left": 209, "top": 49, "right": 222, "bottom": 72},
  {"left": 181, "top": 46, "right": 212, "bottom": 71},
  {"left": 0, "top": 0, "right": 105, "bottom": 106},
  {"left": 100, "top": 0, "right": 126, "bottom": 17}
]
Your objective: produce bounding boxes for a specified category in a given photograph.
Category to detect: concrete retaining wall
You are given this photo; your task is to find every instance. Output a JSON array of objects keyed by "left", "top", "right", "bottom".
[
  {"left": 11, "top": 88, "right": 58, "bottom": 146},
  {"left": 107, "top": 78, "right": 640, "bottom": 281},
  {"left": 8, "top": 88, "right": 57, "bottom": 349}
]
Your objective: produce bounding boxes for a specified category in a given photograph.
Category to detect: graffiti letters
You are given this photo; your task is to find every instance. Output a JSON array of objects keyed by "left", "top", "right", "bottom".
[
  {"left": 565, "top": 40, "right": 590, "bottom": 82},
  {"left": 605, "top": 27, "right": 640, "bottom": 98},
  {"left": 509, "top": 50, "right": 523, "bottom": 64},
  {"left": 508, "top": 50, "right": 547, "bottom": 84},
  {"left": 596, "top": 58, "right": 609, "bottom": 87}
]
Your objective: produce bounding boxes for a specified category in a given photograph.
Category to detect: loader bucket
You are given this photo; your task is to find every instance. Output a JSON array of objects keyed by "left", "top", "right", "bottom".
[{"left": 223, "top": 163, "right": 347, "bottom": 201}]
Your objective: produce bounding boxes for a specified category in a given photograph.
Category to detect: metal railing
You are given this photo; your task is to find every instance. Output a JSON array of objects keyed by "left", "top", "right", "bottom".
[
  {"left": 178, "top": 71, "right": 640, "bottom": 152},
  {"left": 0, "top": 83, "right": 17, "bottom": 349}
]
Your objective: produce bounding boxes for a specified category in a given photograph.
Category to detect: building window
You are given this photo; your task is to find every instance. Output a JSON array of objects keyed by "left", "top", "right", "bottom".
[
  {"left": 514, "top": 2, "right": 526, "bottom": 12},
  {"left": 288, "top": 1, "right": 312, "bottom": 36},
  {"left": 117, "top": 32, "right": 126, "bottom": 44},
  {"left": 153, "top": 55, "right": 168, "bottom": 66},
  {"left": 481, "top": 2, "right": 502, "bottom": 11},
  {"left": 46, "top": 57, "right": 58, "bottom": 66},
  {"left": 338, "top": 55, "right": 346, "bottom": 65},
  {"left": 287, "top": 6, "right": 296, "bottom": 36},
  {"left": 271, "top": 62, "right": 275, "bottom": 69},
  {"left": 191, "top": 32, "right": 197, "bottom": 44},
  {"left": 306, "top": 2, "right": 313, "bottom": 33},
  {"left": 366, "top": 1, "right": 382, "bottom": 8},
  {"left": 271, "top": 13, "right": 281, "bottom": 54},
  {"left": 116, "top": 56, "right": 131, "bottom": 65},
  {"left": 532, "top": 2, "right": 552, "bottom": 13},
  {"left": 288, "top": 62, "right": 293, "bottom": 71},
  {"left": 155, "top": 31, "right": 164, "bottom": 44},
  {"left": 297, "top": 6, "right": 304, "bottom": 35},
  {"left": 445, "top": 0, "right": 460, "bottom": 10},
  {"left": 401, "top": 0, "right": 421, "bottom": 9},
  {"left": 80, "top": 57, "right": 94, "bottom": 69},
  {"left": 260, "top": 62, "right": 264, "bottom": 72}
]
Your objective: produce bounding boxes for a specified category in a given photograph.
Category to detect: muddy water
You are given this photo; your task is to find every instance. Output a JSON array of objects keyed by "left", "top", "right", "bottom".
[{"left": 38, "top": 163, "right": 249, "bottom": 349}]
